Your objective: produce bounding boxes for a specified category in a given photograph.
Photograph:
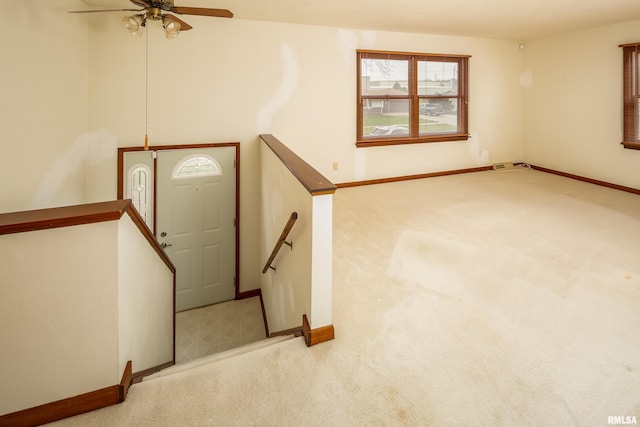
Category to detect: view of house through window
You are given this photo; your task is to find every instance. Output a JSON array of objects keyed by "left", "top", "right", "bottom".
[{"left": 357, "top": 50, "right": 470, "bottom": 147}]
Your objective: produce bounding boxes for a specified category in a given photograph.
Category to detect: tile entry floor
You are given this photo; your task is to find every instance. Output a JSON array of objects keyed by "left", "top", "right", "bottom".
[{"left": 175, "top": 296, "right": 266, "bottom": 364}]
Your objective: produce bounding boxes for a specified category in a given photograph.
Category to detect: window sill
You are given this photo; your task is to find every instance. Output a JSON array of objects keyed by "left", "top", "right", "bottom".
[
  {"left": 622, "top": 141, "right": 640, "bottom": 150},
  {"left": 356, "top": 134, "right": 470, "bottom": 148}
]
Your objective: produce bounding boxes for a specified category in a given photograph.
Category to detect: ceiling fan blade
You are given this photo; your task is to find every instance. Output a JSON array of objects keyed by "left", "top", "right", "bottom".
[
  {"left": 68, "top": 8, "right": 144, "bottom": 13},
  {"left": 170, "top": 7, "right": 233, "bottom": 18},
  {"left": 130, "top": 0, "right": 151, "bottom": 7},
  {"left": 164, "top": 14, "right": 193, "bottom": 31}
]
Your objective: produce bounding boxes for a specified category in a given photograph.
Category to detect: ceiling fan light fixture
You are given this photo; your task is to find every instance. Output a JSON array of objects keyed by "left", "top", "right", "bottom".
[
  {"left": 123, "top": 14, "right": 145, "bottom": 36},
  {"left": 162, "top": 16, "right": 181, "bottom": 39}
]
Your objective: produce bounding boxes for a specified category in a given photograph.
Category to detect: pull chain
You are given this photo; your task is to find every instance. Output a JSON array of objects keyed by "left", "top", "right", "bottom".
[{"left": 144, "top": 25, "right": 149, "bottom": 151}]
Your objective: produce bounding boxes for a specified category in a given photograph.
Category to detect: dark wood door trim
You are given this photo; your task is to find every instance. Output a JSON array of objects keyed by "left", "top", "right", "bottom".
[{"left": 117, "top": 142, "right": 241, "bottom": 300}]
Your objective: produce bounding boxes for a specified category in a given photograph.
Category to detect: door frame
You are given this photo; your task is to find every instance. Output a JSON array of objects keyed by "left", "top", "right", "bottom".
[{"left": 117, "top": 142, "right": 241, "bottom": 299}]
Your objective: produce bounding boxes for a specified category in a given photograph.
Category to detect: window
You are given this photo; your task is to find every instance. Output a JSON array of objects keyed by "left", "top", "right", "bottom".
[
  {"left": 128, "top": 165, "right": 151, "bottom": 225},
  {"left": 172, "top": 155, "right": 222, "bottom": 179},
  {"left": 621, "top": 43, "right": 640, "bottom": 150},
  {"left": 357, "top": 50, "right": 470, "bottom": 147}
]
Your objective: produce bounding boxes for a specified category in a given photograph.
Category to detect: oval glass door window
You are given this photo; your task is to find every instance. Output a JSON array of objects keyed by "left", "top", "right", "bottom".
[{"left": 128, "top": 164, "right": 151, "bottom": 225}]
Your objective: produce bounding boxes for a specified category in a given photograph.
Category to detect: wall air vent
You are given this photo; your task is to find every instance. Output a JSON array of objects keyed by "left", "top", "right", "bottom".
[{"left": 492, "top": 162, "right": 514, "bottom": 171}]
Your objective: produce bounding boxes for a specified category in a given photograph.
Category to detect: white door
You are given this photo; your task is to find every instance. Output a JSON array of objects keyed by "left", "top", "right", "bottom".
[{"left": 156, "top": 147, "right": 236, "bottom": 312}]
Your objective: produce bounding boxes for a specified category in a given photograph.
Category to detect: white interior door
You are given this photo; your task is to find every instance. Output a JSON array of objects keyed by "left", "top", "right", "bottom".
[{"left": 156, "top": 147, "right": 236, "bottom": 312}]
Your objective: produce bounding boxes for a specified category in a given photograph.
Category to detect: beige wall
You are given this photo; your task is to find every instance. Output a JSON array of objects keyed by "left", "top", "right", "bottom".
[
  {"left": 0, "top": 222, "right": 120, "bottom": 415},
  {"left": 118, "top": 214, "right": 174, "bottom": 375},
  {"left": 0, "top": 2, "right": 526, "bottom": 293},
  {"left": 523, "top": 20, "right": 640, "bottom": 188},
  {"left": 6, "top": 2, "right": 637, "bottom": 295},
  {"left": 84, "top": 16, "right": 525, "bottom": 292},
  {"left": 259, "top": 141, "right": 334, "bottom": 332},
  {"left": 0, "top": 215, "right": 176, "bottom": 415},
  {"left": 0, "top": 0, "right": 89, "bottom": 212},
  {"left": 260, "top": 143, "right": 313, "bottom": 333}
]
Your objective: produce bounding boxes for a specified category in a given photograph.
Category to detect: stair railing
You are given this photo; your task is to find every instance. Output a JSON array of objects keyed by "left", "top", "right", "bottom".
[{"left": 262, "top": 212, "right": 298, "bottom": 273}]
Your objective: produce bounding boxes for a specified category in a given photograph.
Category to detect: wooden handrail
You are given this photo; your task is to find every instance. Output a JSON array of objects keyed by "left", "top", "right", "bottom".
[
  {"left": 0, "top": 200, "right": 130, "bottom": 235},
  {"left": 262, "top": 212, "right": 298, "bottom": 273},
  {"left": 0, "top": 200, "right": 175, "bottom": 273},
  {"left": 259, "top": 134, "right": 337, "bottom": 196}
]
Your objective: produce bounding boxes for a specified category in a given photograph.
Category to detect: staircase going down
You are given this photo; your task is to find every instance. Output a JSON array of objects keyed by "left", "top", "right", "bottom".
[{"left": 142, "top": 334, "right": 297, "bottom": 382}]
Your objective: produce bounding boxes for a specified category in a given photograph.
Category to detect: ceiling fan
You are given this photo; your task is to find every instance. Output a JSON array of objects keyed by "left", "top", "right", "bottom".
[{"left": 69, "top": 0, "right": 233, "bottom": 38}]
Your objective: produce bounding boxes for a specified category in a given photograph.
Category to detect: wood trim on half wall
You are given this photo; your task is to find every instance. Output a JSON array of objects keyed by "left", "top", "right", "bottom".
[
  {"left": 131, "top": 361, "right": 174, "bottom": 385},
  {"left": 0, "top": 361, "right": 133, "bottom": 427},
  {"left": 266, "top": 314, "right": 334, "bottom": 345},
  {"left": 302, "top": 314, "right": 335, "bottom": 347}
]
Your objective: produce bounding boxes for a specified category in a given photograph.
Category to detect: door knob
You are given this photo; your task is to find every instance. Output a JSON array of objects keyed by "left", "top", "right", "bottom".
[{"left": 160, "top": 242, "right": 173, "bottom": 248}]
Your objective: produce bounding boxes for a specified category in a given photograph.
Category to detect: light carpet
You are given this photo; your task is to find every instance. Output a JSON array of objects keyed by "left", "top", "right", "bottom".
[{"left": 50, "top": 169, "right": 640, "bottom": 426}]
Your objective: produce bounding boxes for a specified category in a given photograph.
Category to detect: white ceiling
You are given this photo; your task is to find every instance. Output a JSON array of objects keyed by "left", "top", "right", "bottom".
[{"left": 83, "top": 0, "right": 640, "bottom": 40}]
